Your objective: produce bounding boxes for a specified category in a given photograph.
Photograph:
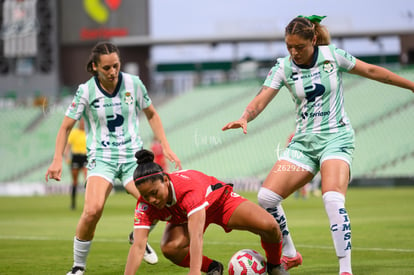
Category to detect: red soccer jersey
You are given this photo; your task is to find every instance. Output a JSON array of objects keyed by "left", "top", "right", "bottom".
[{"left": 133, "top": 170, "right": 235, "bottom": 229}]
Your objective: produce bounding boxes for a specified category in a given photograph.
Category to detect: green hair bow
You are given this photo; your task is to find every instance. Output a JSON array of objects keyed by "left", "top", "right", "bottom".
[{"left": 298, "top": 15, "right": 327, "bottom": 23}]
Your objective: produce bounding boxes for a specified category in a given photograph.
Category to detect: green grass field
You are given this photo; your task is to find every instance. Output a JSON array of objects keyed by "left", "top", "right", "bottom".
[{"left": 1, "top": 187, "right": 413, "bottom": 275}]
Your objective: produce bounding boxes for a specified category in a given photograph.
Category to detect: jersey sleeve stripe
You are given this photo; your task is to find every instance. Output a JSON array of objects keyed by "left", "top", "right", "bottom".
[{"left": 187, "top": 201, "right": 209, "bottom": 217}]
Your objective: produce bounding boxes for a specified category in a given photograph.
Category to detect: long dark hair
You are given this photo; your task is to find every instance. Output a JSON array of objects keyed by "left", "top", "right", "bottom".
[
  {"left": 86, "top": 42, "right": 121, "bottom": 76},
  {"left": 133, "top": 149, "right": 165, "bottom": 186},
  {"left": 285, "top": 17, "right": 331, "bottom": 46}
]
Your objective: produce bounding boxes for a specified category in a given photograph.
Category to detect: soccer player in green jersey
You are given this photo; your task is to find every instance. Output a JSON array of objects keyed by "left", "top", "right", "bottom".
[
  {"left": 45, "top": 42, "right": 181, "bottom": 275},
  {"left": 223, "top": 15, "right": 414, "bottom": 275}
]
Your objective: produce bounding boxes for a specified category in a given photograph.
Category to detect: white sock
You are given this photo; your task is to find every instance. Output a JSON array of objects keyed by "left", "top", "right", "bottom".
[
  {"left": 73, "top": 237, "right": 92, "bottom": 269},
  {"left": 258, "top": 187, "right": 297, "bottom": 257},
  {"left": 322, "top": 191, "right": 352, "bottom": 274}
]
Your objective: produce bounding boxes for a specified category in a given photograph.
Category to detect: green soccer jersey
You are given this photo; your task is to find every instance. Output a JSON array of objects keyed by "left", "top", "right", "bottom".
[
  {"left": 65, "top": 72, "right": 152, "bottom": 163},
  {"left": 264, "top": 44, "right": 356, "bottom": 134}
]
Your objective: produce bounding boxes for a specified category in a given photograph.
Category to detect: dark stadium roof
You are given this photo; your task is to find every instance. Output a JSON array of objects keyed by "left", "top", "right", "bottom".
[{"left": 112, "top": 29, "right": 414, "bottom": 46}]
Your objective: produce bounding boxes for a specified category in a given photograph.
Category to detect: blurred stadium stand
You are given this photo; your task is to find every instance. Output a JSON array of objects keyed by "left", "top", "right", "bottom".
[
  {"left": 146, "top": 69, "right": 414, "bottom": 186},
  {"left": 2, "top": 67, "right": 413, "bottom": 195},
  {"left": 1, "top": 1, "right": 414, "bottom": 195}
]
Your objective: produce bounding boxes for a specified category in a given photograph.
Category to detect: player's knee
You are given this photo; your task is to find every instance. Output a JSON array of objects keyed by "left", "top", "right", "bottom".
[
  {"left": 81, "top": 205, "right": 104, "bottom": 223},
  {"left": 160, "top": 239, "right": 186, "bottom": 260},
  {"left": 260, "top": 217, "right": 281, "bottom": 242},
  {"left": 257, "top": 187, "right": 283, "bottom": 209}
]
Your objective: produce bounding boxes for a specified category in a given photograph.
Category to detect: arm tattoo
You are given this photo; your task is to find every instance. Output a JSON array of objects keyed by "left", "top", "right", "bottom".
[
  {"left": 383, "top": 75, "right": 393, "bottom": 84},
  {"left": 245, "top": 108, "right": 258, "bottom": 121},
  {"left": 244, "top": 88, "right": 265, "bottom": 121}
]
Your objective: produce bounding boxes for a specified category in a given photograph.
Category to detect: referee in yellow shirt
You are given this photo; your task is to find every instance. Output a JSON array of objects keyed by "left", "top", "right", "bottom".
[{"left": 65, "top": 119, "right": 87, "bottom": 210}]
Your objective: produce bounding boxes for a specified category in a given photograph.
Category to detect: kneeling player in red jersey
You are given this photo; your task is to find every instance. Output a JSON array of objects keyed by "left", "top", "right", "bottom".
[{"left": 124, "top": 149, "right": 289, "bottom": 275}]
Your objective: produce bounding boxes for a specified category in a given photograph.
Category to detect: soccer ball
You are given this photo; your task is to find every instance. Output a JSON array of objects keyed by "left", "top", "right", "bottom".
[{"left": 228, "top": 249, "right": 267, "bottom": 275}]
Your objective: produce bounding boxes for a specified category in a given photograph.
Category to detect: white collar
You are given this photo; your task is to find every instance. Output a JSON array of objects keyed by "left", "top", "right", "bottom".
[{"left": 166, "top": 180, "right": 176, "bottom": 207}]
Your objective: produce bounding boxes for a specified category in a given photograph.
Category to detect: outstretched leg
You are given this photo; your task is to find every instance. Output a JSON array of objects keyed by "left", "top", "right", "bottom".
[
  {"left": 227, "top": 200, "right": 286, "bottom": 274},
  {"left": 258, "top": 160, "right": 313, "bottom": 270}
]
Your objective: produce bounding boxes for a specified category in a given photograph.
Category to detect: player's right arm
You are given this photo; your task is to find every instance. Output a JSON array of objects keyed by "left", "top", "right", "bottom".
[
  {"left": 187, "top": 208, "right": 206, "bottom": 275},
  {"left": 124, "top": 228, "right": 149, "bottom": 275},
  {"left": 222, "top": 86, "right": 279, "bottom": 134},
  {"left": 45, "top": 116, "right": 77, "bottom": 182}
]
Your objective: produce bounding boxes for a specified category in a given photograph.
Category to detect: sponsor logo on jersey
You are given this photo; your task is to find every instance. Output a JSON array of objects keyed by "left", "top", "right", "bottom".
[
  {"left": 304, "top": 83, "right": 325, "bottom": 102},
  {"left": 90, "top": 98, "right": 122, "bottom": 109},
  {"left": 111, "top": 138, "right": 131, "bottom": 147},
  {"left": 339, "top": 118, "right": 349, "bottom": 126},
  {"left": 137, "top": 202, "right": 149, "bottom": 212},
  {"left": 101, "top": 141, "right": 110, "bottom": 147},
  {"left": 291, "top": 71, "right": 321, "bottom": 81},
  {"left": 230, "top": 192, "right": 240, "bottom": 198},
  {"left": 101, "top": 138, "right": 131, "bottom": 147},
  {"left": 90, "top": 99, "right": 100, "bottom": 108},
  {"left": 291, "top": 72, "right": 299, "bottom": 81},
  {"left": 106, "top": 113, "right": 124, "bottom": 132},
  {"left": 301, "top": 110, "right": 331, "bottom": 119},
  {"left": 103, "top": 102, "right": 121, "bottom": 107}
]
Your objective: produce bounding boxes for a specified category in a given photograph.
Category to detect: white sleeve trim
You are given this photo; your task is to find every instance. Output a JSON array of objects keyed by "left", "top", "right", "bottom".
[
  {"left": 134, "top": 225, "right": 151, "bottom": 230},
  {"left": 187, "top": 202, "right": 209, "bottom": 217}
]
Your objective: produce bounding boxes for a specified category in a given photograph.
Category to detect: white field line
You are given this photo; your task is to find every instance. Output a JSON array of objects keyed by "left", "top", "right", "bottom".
[{"left": 1, "top": 235, "right": 413, "bottom": 253}]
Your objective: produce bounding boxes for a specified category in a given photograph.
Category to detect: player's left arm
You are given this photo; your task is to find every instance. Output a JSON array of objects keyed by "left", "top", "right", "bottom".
[
  {"left": 187, "top": 208, "right": 206, "bottom": 275},
  {"left": 143, "top": 104, "right": 182, "bottom": 169},
  {"left": 124, "top": 228, "right": 149, "bottom": 275},
  {"left": 350, "top": 59, "right": 414, "bottom": 93}
]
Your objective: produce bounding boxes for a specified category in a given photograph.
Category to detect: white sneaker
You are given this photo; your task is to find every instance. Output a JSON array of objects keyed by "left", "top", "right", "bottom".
[
  {"left": 66, "top": 266, "right": 84, "bottom": 275},
  {"left": 143, "top": 243, "right": 158, "bottom": 265}
]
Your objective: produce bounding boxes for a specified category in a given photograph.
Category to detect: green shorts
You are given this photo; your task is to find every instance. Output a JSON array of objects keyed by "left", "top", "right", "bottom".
[
  {"left": 86, "top": 159, "right": 137, "bottom": 186},
  {"left": 279, "top": 129, "right": 355, "bottom": 175}
]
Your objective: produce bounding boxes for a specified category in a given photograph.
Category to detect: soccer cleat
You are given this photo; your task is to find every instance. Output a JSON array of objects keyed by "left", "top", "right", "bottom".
[
  {"left": 66, "top": 266, "right": 84, "bottom": 275},
  {"left": 129, "top": 231, "right": 159, "bottom": 265},
  {"left": 340, "top": 273, "right": 353, "bottom": 275},
  {"left": 206, "top": 261, "right": 223, "bottom": 275},
  {"left": 281, "top": 252, "right": 302, "bottom": 270},
  {"left": 143, "top": 242, "right": 158, "bottom": 264},
  {"left": 267, "top": 263, "right": 290, "bottom": 275}
]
